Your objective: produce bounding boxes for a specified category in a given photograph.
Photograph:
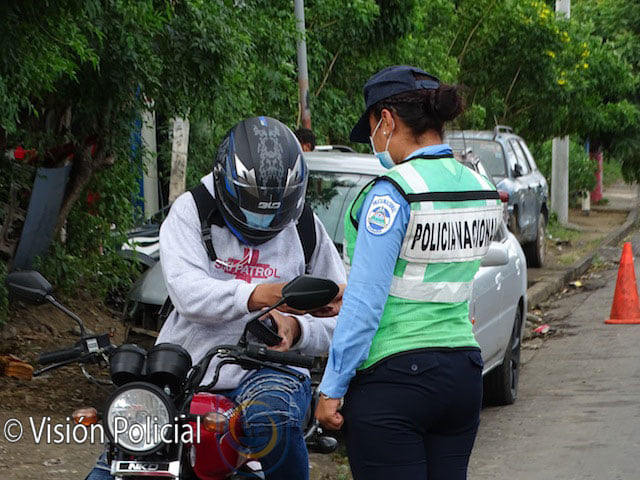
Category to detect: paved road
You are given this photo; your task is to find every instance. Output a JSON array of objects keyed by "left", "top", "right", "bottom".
[{"left": 469, "top": 254, "right": 640, "bottom": 480}]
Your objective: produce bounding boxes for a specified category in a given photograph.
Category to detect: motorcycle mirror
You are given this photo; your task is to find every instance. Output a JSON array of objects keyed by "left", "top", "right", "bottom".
[
  {"left": 281, "top": 275, "right": 339, "bottom": 311},
  {"left": 5, "top": 270, "right": 54, "bottom": 305}
]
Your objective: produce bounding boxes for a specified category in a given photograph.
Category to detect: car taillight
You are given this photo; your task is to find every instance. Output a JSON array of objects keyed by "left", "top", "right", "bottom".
[{"left": 498, "top": 190, "right": 509, "bottom": 203}]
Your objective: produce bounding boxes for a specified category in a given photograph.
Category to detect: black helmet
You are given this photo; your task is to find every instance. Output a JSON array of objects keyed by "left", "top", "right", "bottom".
[{"left": 213, "top": 116, "right": 308, "bottom": 245}]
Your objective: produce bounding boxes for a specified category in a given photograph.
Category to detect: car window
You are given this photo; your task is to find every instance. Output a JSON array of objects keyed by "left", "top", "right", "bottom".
[
  {"left": 517, "top": 140, "right": 538, "bottom": 172},
  {"left": 448, "top": 139, "right": 507, "bottom": 178},
  {"left": 306, "top": 172, "right": 363, "bottom": 246},
  {"left": 504, "top": 142, "right": 520, "bottom": 176},
  {"left": 509, "top": 140, "right": 531, "bottom": 175}
]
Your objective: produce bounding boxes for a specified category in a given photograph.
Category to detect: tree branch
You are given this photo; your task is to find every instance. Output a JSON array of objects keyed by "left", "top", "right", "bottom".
[
  {"left": 315, "top": 48, "right": 341, "bottom": 98},
  {"left": 458, "top": 0, "right": 498, "bottom": 66},
  {"left": 447, "top": 27, "right": 462, "bottom": 56},
  {"left": 502, "top": 65, "right": 522, "bottom": 121}
]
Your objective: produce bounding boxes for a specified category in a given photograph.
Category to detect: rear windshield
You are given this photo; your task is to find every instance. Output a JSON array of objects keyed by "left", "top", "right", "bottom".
[
  {"left": 306, "top": 172, "right": 363, "bottom": 246},
  {"left": 449, "top": 139, "right": 507, "bottom": 178}
]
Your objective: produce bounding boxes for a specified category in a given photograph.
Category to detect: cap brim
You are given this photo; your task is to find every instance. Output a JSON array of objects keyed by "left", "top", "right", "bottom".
[{"left": 349, "top": 111, "right": 371, "bottom": 144}]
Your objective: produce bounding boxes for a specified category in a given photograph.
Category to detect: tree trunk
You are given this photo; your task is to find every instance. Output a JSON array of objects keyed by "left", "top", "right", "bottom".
[
  {"left": 169, "top": 117, "right": 190, "bottom": 203},
  {"left": 53, "top": 145, "right": 104, "bottom": 239}
]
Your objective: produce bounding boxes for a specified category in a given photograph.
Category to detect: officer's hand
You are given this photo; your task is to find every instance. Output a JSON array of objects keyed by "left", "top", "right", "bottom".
[
  {"left": 306, "top": 283, "right": 346, "bottom": 317},
  {"left": 315, "top": 396, "right": 344, "bottom": 431},
  {"left": 268, "top": 311, "right": 301, "bottom": 352}
]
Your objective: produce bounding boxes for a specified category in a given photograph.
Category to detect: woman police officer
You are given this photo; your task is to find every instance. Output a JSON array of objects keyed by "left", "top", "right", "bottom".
[{"left": 314, "top": 65, "right": 503, "bottom": 479}]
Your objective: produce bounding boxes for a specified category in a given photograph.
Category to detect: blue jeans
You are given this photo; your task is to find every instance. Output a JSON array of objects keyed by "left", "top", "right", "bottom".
[{"left": 85, "top": 368, "right": 311, "bottom": 480}]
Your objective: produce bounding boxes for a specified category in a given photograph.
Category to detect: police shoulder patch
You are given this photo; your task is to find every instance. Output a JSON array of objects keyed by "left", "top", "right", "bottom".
[{"left": 365, "top": 195, "right": 400, "bottom": 235}]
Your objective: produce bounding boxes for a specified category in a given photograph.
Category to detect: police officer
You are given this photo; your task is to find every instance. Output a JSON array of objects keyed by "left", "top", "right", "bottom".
[{"left": 315, "top": 66, "right": 503, "bottom": 479}]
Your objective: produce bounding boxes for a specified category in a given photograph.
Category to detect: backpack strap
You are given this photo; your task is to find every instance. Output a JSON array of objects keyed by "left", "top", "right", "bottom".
[
  {"left": 296, "top": 204, "right": 317, "bottom": 273},
  {"left": 189, "top": 183, "right": 224, "bottom": 262}
]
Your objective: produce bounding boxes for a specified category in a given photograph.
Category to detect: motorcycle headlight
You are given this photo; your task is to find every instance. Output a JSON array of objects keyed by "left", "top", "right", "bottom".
[{"left": 104, "top": 383, "right": 176, "bottom": 455}]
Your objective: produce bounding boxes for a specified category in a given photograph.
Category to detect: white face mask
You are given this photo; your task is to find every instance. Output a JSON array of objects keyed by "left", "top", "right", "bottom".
[{"left": 369, "top": 117, "right": 395, "bottom": 169}]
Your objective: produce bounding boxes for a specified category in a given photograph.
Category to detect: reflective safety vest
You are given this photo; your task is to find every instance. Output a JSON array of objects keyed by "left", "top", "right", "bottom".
[{"left": 344, "top": 154, "right": 503, "bottom": 370}]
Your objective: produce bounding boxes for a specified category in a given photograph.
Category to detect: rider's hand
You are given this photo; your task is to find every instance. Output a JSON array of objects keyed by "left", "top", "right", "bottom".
[
  {"left": 249, "top": 281, "right": 345, "bottom": 317},
  {"left": 306, "top": 283, "right": 346, "bottom": 317},
  {"left": 268, "top": 311, "right": 301, "bottom": 352},
  {"left": 248, "top": 283, "right": 283, "bottom": 311},
  {"left": 315, "top": 395, "right": 344, "bottom": 430}
]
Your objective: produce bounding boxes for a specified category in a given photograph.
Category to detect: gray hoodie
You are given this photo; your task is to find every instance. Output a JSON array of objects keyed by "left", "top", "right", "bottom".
[{"left": 156, "top": 173, "right": 347, "bottom": 390}]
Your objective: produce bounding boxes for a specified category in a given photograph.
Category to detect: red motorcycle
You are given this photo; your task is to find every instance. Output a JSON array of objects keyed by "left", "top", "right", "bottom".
[{"left": 6, "top": 271, "right": 339, "bottom": 479}]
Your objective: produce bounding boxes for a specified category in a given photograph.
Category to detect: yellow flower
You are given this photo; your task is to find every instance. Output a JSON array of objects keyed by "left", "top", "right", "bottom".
[
  {"left": 546, "top": 50, "right": 556, "bottom": 58},
  {"left": 583, "top": 63, "right": 589, "bottom": 69},
  {"left": 558, "top": 78, "right": 567, "bottom": 86}
]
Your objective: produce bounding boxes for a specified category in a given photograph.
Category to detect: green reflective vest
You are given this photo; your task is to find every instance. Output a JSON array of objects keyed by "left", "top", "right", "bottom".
[{"left": 344, "top": 154, "right": 502, "bottom": 370}]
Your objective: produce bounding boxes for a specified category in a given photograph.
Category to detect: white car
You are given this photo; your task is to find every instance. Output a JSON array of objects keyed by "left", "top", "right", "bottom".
[
  {"left": 304, "top": 151, "right": 527, "bottom": 405},
  {"left": 123, "top": 151, "right": 527, "bottom": 405}
]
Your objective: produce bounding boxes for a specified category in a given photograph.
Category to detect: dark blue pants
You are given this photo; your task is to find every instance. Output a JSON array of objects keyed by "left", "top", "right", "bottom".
[{"left": 343, "top": 349, "right": 483, "bottom": 480}]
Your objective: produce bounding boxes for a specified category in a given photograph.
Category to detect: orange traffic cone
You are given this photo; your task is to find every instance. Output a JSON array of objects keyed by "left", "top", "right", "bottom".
[{"left": 606, "top": 242, "right": 640, "bottom": 324}]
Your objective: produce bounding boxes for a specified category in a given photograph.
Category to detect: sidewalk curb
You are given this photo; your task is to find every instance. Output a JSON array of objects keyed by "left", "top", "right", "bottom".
[{"left": 527, "top": 187, "right": 640, "bottom": 309}]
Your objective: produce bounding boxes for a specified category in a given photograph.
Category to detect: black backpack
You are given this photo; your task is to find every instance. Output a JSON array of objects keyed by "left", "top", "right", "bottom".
[{"left": 157, "top": 184, "right": 317, "bottom": 323}]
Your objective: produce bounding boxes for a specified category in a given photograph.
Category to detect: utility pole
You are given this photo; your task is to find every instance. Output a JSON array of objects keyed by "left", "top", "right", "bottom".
[
  {"left": 551, "top": 0, "right": 570, "bottom": 224},
  {"left": 169, "top": 117, "right": 190, "bottom": 204},
  {"left": 294, "top": 0, "right": 311, "bottom": 129}
]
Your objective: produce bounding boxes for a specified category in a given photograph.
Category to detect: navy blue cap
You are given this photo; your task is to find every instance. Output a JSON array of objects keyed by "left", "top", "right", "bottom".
[{"left": 349, "top": 65, "right": 440, "bottom": 143}]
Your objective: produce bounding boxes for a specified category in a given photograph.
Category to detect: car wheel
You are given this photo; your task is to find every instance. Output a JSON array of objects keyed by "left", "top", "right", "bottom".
[
  {"left": 483, "top": 306, "right": 522, "bottom": 406},
  {"left": 524, "top": 212, "right": 546, "bottom": 267}
]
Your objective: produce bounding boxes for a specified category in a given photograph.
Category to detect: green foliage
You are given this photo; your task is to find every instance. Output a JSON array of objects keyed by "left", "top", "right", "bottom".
[
  {"left": 2, "top": 0, "right": 640, "bottom": 295},
  {"left": 532, "top": 138, "right": 597, "bottom": 198}
]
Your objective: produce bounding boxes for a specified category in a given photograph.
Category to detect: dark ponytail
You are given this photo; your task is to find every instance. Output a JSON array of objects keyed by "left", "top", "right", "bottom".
[{"left": 371, "top": 75, "right": 465, "bottom": 139}]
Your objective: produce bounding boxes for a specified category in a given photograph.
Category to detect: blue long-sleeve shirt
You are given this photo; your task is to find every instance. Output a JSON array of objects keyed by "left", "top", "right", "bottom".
[{"left": 319, "top": 144, "right": 453, "bottom": 398}]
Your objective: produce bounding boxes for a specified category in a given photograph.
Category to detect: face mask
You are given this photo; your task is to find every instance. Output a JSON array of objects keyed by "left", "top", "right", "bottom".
[
  {"left": 241, "top": 208, "right": 276, "bottom": 229},
  {"left": 369, "top": 117, "right": 395, "bottom": 169}
]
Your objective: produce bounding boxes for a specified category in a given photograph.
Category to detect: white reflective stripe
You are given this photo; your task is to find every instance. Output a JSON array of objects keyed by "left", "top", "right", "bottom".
[
  {"left": 393, "top": 163, "right": 431, "bottom": 208},
  {"left": 389, "top": 277, "right": 472, "bottom": 302},
  {"left": 342, "top": 240, "right": 351, "bottom": 265},
  {"left": 403, "top": 262, "right": 427, "bottom": 282}
]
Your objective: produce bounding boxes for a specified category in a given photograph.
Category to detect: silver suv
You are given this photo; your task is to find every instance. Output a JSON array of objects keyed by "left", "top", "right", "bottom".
[{"left": 447, "top": 127, "right": 549, "bottom": 267}]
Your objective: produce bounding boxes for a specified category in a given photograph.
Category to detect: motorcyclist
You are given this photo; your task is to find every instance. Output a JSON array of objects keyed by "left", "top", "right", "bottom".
[{"left": 85, "top": 116, "right": 346, "bottom": 479}]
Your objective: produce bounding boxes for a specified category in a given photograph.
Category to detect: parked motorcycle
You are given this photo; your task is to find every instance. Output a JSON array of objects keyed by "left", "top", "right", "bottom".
[{"left": 6, "top": 271, "right": 339, "bottom": 479}]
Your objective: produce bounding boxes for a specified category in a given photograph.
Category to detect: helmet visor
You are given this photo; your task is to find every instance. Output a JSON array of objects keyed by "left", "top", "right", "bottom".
[{"left": 222, "top": 177, "right": 308, "bottom": 233}]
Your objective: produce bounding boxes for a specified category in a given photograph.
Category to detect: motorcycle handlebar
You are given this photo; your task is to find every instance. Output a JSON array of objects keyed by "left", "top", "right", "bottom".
[
  {"left": 38, "top": 345, "right": 85, "bottom": 365},
  {"left": 245, "top": 344, "right": 314, "bottom": 369}
]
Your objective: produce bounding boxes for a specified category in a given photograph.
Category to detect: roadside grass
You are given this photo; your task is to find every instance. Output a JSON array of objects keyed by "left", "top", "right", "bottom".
[
  {"left": 547, "top": 216, "right": 581, "bottom": 244},
  {"left": 547, "top": 216, "right": 601, "bottom": 266}
]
